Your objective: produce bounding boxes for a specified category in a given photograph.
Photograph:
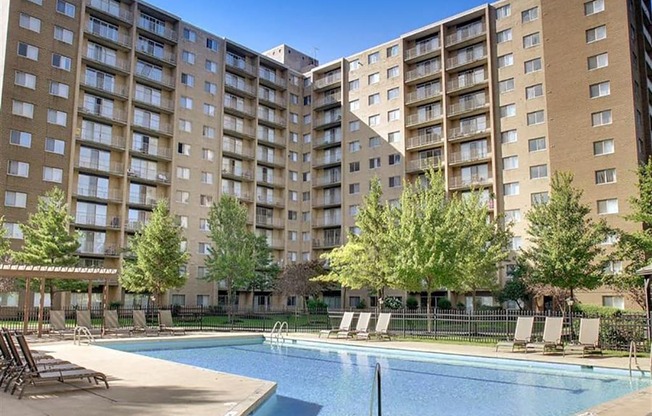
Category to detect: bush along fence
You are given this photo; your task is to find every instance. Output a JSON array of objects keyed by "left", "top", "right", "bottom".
[{"left": 0, "top": 306, "right": 648, "bottom": 351}]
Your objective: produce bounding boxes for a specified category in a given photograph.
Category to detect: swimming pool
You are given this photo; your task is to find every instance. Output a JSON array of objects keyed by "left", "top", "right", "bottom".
[{"left": 105, "top": 338, "right": 651, "bottom": 416}]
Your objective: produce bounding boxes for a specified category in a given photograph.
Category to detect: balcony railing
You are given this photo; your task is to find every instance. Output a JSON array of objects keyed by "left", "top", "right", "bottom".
[
  {"left": 256, "top": 215, "right": 284, "bottom": 228},
  {"left": 136, "top": 44, "right": 177, "bottom": 65},
  {"left": 406, "top": 87, "right": 441, "bottom": 105},
  {"left": 85, "top": 22, "right": 132, "bottom": 48},
  {"left": 313, "top": 94, "right": 341, "bottom": 108},
  {"left": 447, "top": 74, "right": 487, "bottom": 92},
  {"left": 258, "top": 91, "right": 285, "bottom": 107},
  {"left": 313, "top": 196, "right": 342, "bottom": 207},
  {"left": 255, "top": 195, "right": 284, "bottom": 206},
  {"left": 86, "top": 0, "right": 133, "bottom": 24},
  {"left": 128, "top": 193, "right": 159, "bottom": 207},
  {"left": 75, "top": 213, "right": 121, "bottom": 229},
  {"left": 125, "top": 219, "right": 149, "bottom": 231},
  {"left": 74, "top": 187, "right": 122, "bottom": 202},
  {"left": 224, "top": 99, "right": 255, "bottom": 117},
  {"left": 84, "top": 50, "right": 130, "bottom": 72},
  {"left": 313, "top": 216, "right": 342, "bottom": 228},
  {"left": 313, "top": 73, "right": 341, "bottom": 90},
  {"left": 449, "top": 174, "right": 493, "bottom": 189},
  {"left": 225, "top": 79, "right": 256, "bottom": 95},
  {"left": 259, "top": 69, "right": 286, "bottom": 88},
  {"left": 130, "top": 144, "right": 172, "bottom": 160},
  {"left": 313, "top": 238, "right": 342, "bottom": 248},
  {"left": 78, "top": 243, "right": 120, "bottom": 256},
  {"left": 223, "top": 120, "right": 256, "bottom": 138},
  {"left": 314, "top": 174, "right": 342, "bottom": 187},
  {"left": 405, "top": 63, "right": 441, "bottom": 83},
  {"left": 257, "top": 133, "right": 286, "bottom": 147},
  {"left": 313, "top": 133, "right": 342, "bottom": 148},
  {"left": 221, "top": 167, "right": 254, "bottom": 180},
  {"left": 81, "top": 77, "right": 128, "bottom": 98},
  {"left": 258, "top": 111, "right": 286, "bottom": 127},
  {"left": 77, "top": 129, "right": 126, "bottom": 149},
  {"left": 446, "top": 49, "right": 487, "bottom": 70},
  {"left": 448, "top": 123, "right": 491, "bottom": 140},
  {"left": 134, "top": 69, "right": 175, "bottom": 88},
  {"left": 445, "top": 23, "right": 486, "bottom": 46},
  {"left": 223, "top": 142, "right": 254, "bottom": 158},
  {"left": 447, "top": 96, "right": 488, "bottom": 116},
  {"left": 132, "top": 118, "right": 173, "bottom": 135},
  {"left": 257, "top": 175, "right": 285, "bottom": 187},
  {"left": 79, "top": 106, "right": 127, "bottom": 124},
  {"left": 406, "top": 110, "right": 442, "bottom": 127},
  {"left": 133, "top": 93, "right": 175, "bottom": 112},
  {"left": 127, "top": 168, "right": 170, "bottom": 183},
  {"left": 76, "top": 158, "right": 124, "bottom": 175},
  {"left": 226, "top": 55, "right": 256, "bottom": 76},
  {"left": 448, "top": 149, "right": 491, "bottom": 164},
  {"left": 406, "top": 132, "right": 444, "bottom": 149},
  {"left": 407, "top": 156, "right": 443, "bottom": 172},
  {"left": 137, "top": 17, "right": 178, "bottom": 42},
  {"left": 405, "top": 39, "right": 440, "bottom": 60},
  {"left": 222, "top": 189, "right": 253, "bottom": 202},
  {"left": 313, "top": 114, "right": 342, "bottom": 128},
  {"left": 313, "top": 154, "right": 342, "bottom": 167}
]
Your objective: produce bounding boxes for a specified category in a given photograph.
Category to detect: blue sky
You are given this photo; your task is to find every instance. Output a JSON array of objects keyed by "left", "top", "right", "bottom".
[{"left": 147, "top": 0, "right": 489, "bottom": 63}]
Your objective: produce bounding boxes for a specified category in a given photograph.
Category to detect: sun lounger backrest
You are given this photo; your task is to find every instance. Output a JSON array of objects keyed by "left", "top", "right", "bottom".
[
  {"left": 356, "top": 313, "right": 371, "bottom": 332},
  {"left": 340, "top": 312, "right": 354, "bottom": 331},
  {"left": 376, "top": 313, "right": 391, "bottom": 333},
  {"left": 76, "top": 310, "right": 92, "bottom": 328},
  {"left": 133, "top": 310, "right": 147, "bottom": 329},
  {"left": 159, "top": 310, "right": 174, "bottom": 327},
  {"left": 50, "top": 310, "right": 67, "bottom": 330},
  {"left": 15, "top": 334, "right": 39, "bottom": 373},
  {"left": 578, "top": 318, "right": 600, "bottom": 345},
  {"left": 542, "top": 317, "right": 563, "bottom": 343},
  {"left": 104, "top": 310, "right": 119, "bottom": 329},
  {"left": 0, "top": 329, "right": 15, "bottom": 361},
  {"left": 514, "top": 316, "right": 535, "bottom": 341},
  {"left": 2, "top": 331, "right": 24, "bottom": 367}
]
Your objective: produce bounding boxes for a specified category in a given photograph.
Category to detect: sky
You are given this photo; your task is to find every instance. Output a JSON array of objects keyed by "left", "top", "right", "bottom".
[{"left": 147, "top": 0, "right": 489, "bottom": 64}]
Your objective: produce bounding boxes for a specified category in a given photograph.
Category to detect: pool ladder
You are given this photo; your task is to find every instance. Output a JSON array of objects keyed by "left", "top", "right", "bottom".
[
  {"left": 369, "top": 363, "right": 382, "bottom": 416},
  {"left": 73, "top": 326, "right": 95, "bottom": 346},
  {"left": 270, "top": 321, "right": 288, "bottom": 344},
  {"left": 628, "top": 340, "right": 652, "bottom": 378}
]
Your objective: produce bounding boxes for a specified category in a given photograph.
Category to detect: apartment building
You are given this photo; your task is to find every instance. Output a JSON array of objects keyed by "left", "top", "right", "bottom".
[{"left": 1, "top": 0, "right": 650, "bottom": 310}]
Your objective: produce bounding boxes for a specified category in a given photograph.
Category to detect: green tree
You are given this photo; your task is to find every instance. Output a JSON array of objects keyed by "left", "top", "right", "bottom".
[
  {"left": 274, "top": 260, "right": 326, "bottom": 312},
  {"left": 395, "top": 168, "right": 459, "bottom": 330},
  {"left": 522, "top": 172, "right": 609, "bottom": 301},
  {"left": 608, "top": 158, "right": 652, "bottom": 308},
  {"left": 204, "top": 196, "right": 256, "bottom": 314},
  {"left": 318, "top": 178, "right": 399, "bottom": 307},
  {"left": 13, "top": 188, "right": 83, "bottom": 294},
  {"left": 497, "top": 261, "right": 532, "bottom": 309},
  {"left": 120, "top": 200, "right": 189, "bottom": 306},
  {"left": 0, "top": 216, "right": 15, "bottom": 293},
  {"left": 246, "top": 234, "right": 280, "bottom": 308}
]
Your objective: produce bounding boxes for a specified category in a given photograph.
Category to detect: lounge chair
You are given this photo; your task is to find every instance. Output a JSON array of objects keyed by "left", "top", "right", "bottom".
[
  {"left": 337, "top": 312, "right": 371, "bottom": 339},
  {"left": 525, "top": 316, "right": 564, "bottom": 354},
  {"left": 132, "top": 310, "right": 159, "bottom": 336},
  {"left": 357, "top": 313, "right": 392, "bottom": 341},
  {"left": 564, "top": 318, "right": 602, "bottom": 357},
  {"left": 48, "top": 310, "right": 75, "bottom": 339},
  {"left": 103, "top": 310, "right": 132, "bottom": 337},
  {"left": 319, "top": 312, "right": 355, "bottom": 338},
  {"left": 158, "top": 310, "right": 186, "bottom": 335},
  {"left": 11, "top": 334, "right": 109, "bottom": 399},
  {"left": 76, "top": 310, "right": 103, "bottom": 337},
  {"left": 496, "top": 316, "right": 535, "bottom": 352}
]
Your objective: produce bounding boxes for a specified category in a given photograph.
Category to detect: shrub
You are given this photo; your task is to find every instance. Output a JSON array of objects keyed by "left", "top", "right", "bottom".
[
  {"left": 436, "top": 298, "right": 452, "bottom": 310},
  {"left": 383, "top": 297, "right": 403, "bottom": 310},
  {"left": 307, "top": 298, "right": 328, "bottom": 311},
  {"left": 456, "top": 302, "right": 466, "bottom": 310},
  {"left": 356, "top": 299, "right": 367, "bottom": 309},
  {"left": 574, "top": 304, "right": 627, "bottom": 318},
  {"left": 406, "top": 297, "right": 419, "bottom": 310},
  {"left": 109, "top": 301, "right": 122, "bottom": 310}
]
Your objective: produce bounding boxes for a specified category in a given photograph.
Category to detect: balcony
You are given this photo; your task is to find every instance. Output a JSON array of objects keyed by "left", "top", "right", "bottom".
[
  {"left": 84, "top": 22, "right": 132, "bottom": 49},
  {"left": 313, "top": 133, "right": 342, "bottom": 149},
  {"left": 255, "top": 195, "right": 284, "bottom": 207},
  {"left": 127, "top": 168, "right": 171, "bottom": 184},
  {"left": 134, "top": 69, "right": 175, "bottom": 89},
  {"left": 313, "top": 174, "right": 342, "bottom": 188},
  {"left": 223, "top": 142, "right": 254, "bottom": 159},
  {"left": 405, "top": 63, "right": 441, "bottom": 84},
  {"left": 313, "top": 94, "right": 341, "bottom": 111},
  {"left": 405, "top": 38, "right": 440, "bottom": 61},
  {"left": 76, "top": 158, "right": 124, "bottom": 176},
  {"left": 313, "top": 114, "right": 342, "bottom": 130},
  {"left": 312, "top": 216, "right": 342, "bottom": 228},
  {"left": 258, "top": 111, "right": 286, "bottom": 128},
  {"left": 313, "top": 196, "right": 342, "bottom": 208},
  {"left": 259, "top": 69, "right": 287, "bottom": 89},
  {"left": 221, "top": 167, "right": 254, "bottom": 181},
  {"left": 313, "top": 154, "right": 342, "bottom": 168},
  {"left": 86, "top": 0, "right": 133, "bottom": 25},
  {"left": 77, "top": 129, "right": 126, "bottom": 150},
  {"left": 256, "top": 215, "right": 284, "bottom": 228},
  {"left": 313, "top": 72, "right": 341, "bottom": 90},
  {"left": 136, "top": 44, "right": 177, "bottom": 66},
  {"left": 258, "top": 91, "right": 286, "bottom": 108},
  {"left": 257, "top": 133, "right": 286, "bottom": 148},
  {"left": 75, "top": 213, "right": 121, "bottom": 229},
  {"left": 130, "top": 143, "right": 172, "bottom": 161},
  {"left": 125, "top": 219, "right": 149, "bottom": 232},
  {"left": 406, "top": 87, "right": 442, "bottom": 106},
  {"left": 133, "top": 93, "right": 175, "bottom": 112},
  {"left": 223, "top": 120, "right": 256, "bottom": 139},
  {"left": 449, "top": 174, "right": 493, "bottom": 190},
  {"left": 222, "top": 189, "right": 253, "bottom": 202},
  {"left": 132, "top": 117, "right": 174, "bottom": 136},
  {"left": 257, "top": 175, "right": 285, "bottom": 187},
  {"left": 446, "top": 74, "right": 488, "bottom": 93},
  {"left": 73, "top": 187, "right": 122, "bottom": 203},
  {"left": 406, "top": 110, "right": 442, "bottom": 128},
  {"left": 270, "top": 239, "right": 285, "bottom": 250},
  {"left": 128, "top": 193, "right": 159, "bottom": 207},
  {"left": 83, "top": 50, "right": 130, "bottom": 73},
  {"left": 447, "top": 96, "right": 489, "bottom": 117},
  {"left": 448, "top": 123, "right": 491, "bottom": 141},
  {"left": 226, "top": 55, "right": 256, "bottom": 77},
  {"left": 224, "top": 79, "right": 256, "bottom": 97},
  {"left": 448, "top": 149, "right": 491, "bottom": 165},
  {"left": 224, "top": 99, "right": 256, "bottom": 118},
  {"left": 78, "top": 106, "right": 127, "bottom": 124},
  {"left": 407, "top": 156, "right": 444, "bottom": 173},
  {"left": 406, "top": 132, "right": 444, "bottom": 150},
  {"left": 137, "top": 16, "right": 178, "bottom": 43},
  {"left": 312, "top": 238, "right": 342, "bottom": 249},
  {"left": 445, "top": 23, "right": 486, "bottom": 47},
  {"left": 446, "top": 48, "right": 487, "bottom": 71},
  {"left": 80, "top": 77, "right": 128, "bottom": 99},
  {"left": 256, "top": 154, "right": 284, "bottom": 168},
  {"left": 78, "top": 243, "right": 120, "bottom": 257}
]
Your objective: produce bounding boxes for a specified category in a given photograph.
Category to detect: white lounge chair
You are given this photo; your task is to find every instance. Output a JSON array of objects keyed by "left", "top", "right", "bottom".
[
  {"left": 103, "top": 310, "right": 132, "bottom": 337},
  {"left": 319, "top": 312, "right": 354, "bottom": 338},
  {"left": 48, "top": 310, "right": 75, "bottom": 339},
  {"left": 357, "top": 313, "right": 392, "bottom": 341},
  {"left": 76, "top": 310, "right": 103, "bottom": 337},
  {"left": 525, "top": 317, "right": 564, "bottom": 354},
  {"left": 132, "top": 310, "right": 159, "bottom": 336},
  {"left": 338, "top": 312, "right": 371, "bottom": 339},
  {"left": 159, "top": 310, "right": 186, "bottom": 335},
  {"left": 564, "top": 318, "right": 602, "bottom": 357},
  {"left": 496, "top": 316, "right": 534, "bottom": 352}
]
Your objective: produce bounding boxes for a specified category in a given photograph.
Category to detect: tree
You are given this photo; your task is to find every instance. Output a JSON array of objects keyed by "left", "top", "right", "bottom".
[
  {"left": 0, "top": 216, "right": 15, "bottom": 293},
  {"left": 608, "top": 158, "right": 652, "bottom": 308},
  {"left": 318, "top": 178, "right": 399, "bottom": 306},
  {"left": 497, "top": 261, "right": 532, "bottom": 310},
  {"left": 120, "top": 200, "right": 189, "bottom": 306},
  {"left": 246, "top": 234, "right": 280, "bottom": 308},
  {"left": 274, "top": 260, "right": 326, "bottom": 311},
  {"left": 204, "top": 196, "right": 256, "bottom": 314},
  {"left": 522, "top": 172, "right": 610, "bottom": 301},
  {"left": 13, "top": 187, "right": 83, "bottom": 294},
  {"left": 395, "top": 168, "right": 460, "bottom": 330}
]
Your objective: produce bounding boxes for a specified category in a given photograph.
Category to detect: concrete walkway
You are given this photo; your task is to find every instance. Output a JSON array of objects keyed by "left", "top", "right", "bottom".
[{"left": 1, "top": 332, "right": 651, "bottom": 416}]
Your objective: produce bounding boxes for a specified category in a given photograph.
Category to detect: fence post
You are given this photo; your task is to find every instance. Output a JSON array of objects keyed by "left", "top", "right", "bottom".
[
  {"left": 468, "top": 310, "right": 472, "bottom": 342},
  {"left": 433, "top": 307, "right": 438, "bottom": 340}
]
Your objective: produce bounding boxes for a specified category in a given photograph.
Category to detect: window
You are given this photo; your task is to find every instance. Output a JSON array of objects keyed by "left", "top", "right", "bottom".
[
  {"left": 586, "top": 25, "right": 607, "bottom": 43},
  {"left": 527, "top": 110, "right": 545, "bottom": 125},
  {"left": 178, "top": 119, "right": 192, "bottom": 132},
  {"left": 176, "top": 167, "right": 190, "bottom": 179},
  {"left": 288, "top": 210, "right": 297, "bottom": 220},
  {"left": 503, "top": 182, "right": 520, "bottom": 196},
  {"left": 178, "top": 143, "right": 191, "bottom": 155},
  {"left": 303, "top": 113, "right": 311, "bottom": 125},
  {"left": 497, "top": 54, "right": 515, "bottom": 70},
  {"left": 499, "top": 78, "right": 514, "bottom": 93},
  {"left": 510, "top": 237, "right": 523, "bottom": 251},
  {"left": 205, "top": 59, "right": 218, "bottom": 73},
  {"left": 388, "top": 109, "right": 400, "bottom": 121},
  {"left": 17, "top": 42, "right": 39, "bottom": 60},
  {"left": 180, "top": 96, "right": 193, "bottom": 109},
  {"left": 349, "top": 120, "right": 360, "bottom": 132},
  {"left": 389, "top": 176, "right": 401, "bottom": 188},
  {"left": 204, "top": 82, "right": 217, "bottom": 95},
  {"left": 176, "top": 216, "right": 188, "bottom": 229},
  {"left": 349, "top": 79, "right": 360, "bottom": 91},
  {"left": 19, "top": 13, "right": 41, "bottom": 32},
  {"left": 289, "top": 113, "right": 299, "bottom": 124},
  {"left": 300, "top": 133, "right": 308, "bottom": 143},
  {"left": 49, "top": 81, "right": 69, "bottom": 98},
  {"left": 500, "top": 104, "right": 516, "bottom": 118},
  {"left": 45, "top": 138, "right": 65, "bottom": 154},
  {"left": 347, "top": 161, "right": 360, "bottom": 173},
  {"left": 206, "top": 38, "right": 218, "bottom": 51},
  {"left": 595, "top": 168, "right": 616, "bottom": 184},
  {"left": 369, "top": 136, "right": 381, "bottom": 148},
  {"left": 302, "top": 191, "right": 310, "bottom": 202},
  {"left": 389, "top": 154, "right": 401, "bottom": 165},
  {"left": 349, "top": 59, "right": 361, "bottom": 71},
  {"left": 203, "top": 126, "right": 215, "bottom": 139},
  {"left": 52, "top": 53, "right": 72, "bottom": 71},
  {"left": 501, "top": 130, "right": 517, "bottom": 144},
  {"left": 5, "top": 191, "right": 27, "bottom": 208},
  {"left": 204, "top": 103, "right": 216, "bottom": 117},
  {"left": 198, "top": 242, "right": 210, "bottom": 254},
  {"left": 289, "top": 151, "right": 298, "bottom": 162},
  {"left": 199, "top": 218, "right": 210, "bottom": 231},
  {"left": 349, "top": 99, "right": 359, "bottom": 111},
  {"left": 10, "top": 130, "right": 32, "bottom": 148},
  {"left": 14, "top": 71, "right": 36, "bottom": 89},
  {"left": 287, "top": 231, "right": 297, "bottom": 241},
  {"left": 387, "top": 87, "right": 400, "bottom": 100},
  {"left": 597, "top": 198, "right": 618, "bottom": 214},
  {"left": 528, "top": 137, "right": 546, "bottom": 152},
  {"left": 368, "top": 73, "right": 380, "bottom": 84},
  {"left": 302, "top": 171, "right": 310, "bottom": 181},
  {"left": 602, "top": 296, "right": 624, "bottom": 310},
  {"left": 43, "top": 167, "right": 63, "bottom": 183},
  {"left": 183, "top": 27, "right": 196, "bottom": 42},
  {"left": 368, "top": 93, "right": 380, "bottom": 105},
  {"left": 288, "top": 191, "right": 298, "bottom": 202},
  {"left": 54, "top": 26, "right": 74, "bottom": 44},
  {"left": 588, "top": 53, "right": 609, "bottom": 70},
  {"left": 524, "top": 58, "right": 542, "bottom": 73},
  {"left": 200, "top": 194, "right": 213, "bottom": 207},
  {"left": 349, "top": 141, "right": 361, "bottom": 152},
  {"left": 388, "top": 131, "right": 401, "bottom": 143},
  {"left": 175, "top": 191, "right": 190, "bottom": 204},
  {"left": 181, "top": 73, "right": 194, "bottom": 86},
  {"left": 591, "top": 110, "right": 612, "bottom": 126},
  {"left": 369, "top": 114, "right": 380, "bottom": 126},
  {"left": 12, "top": 100, "right": 34, "bottom": 119},
  {"left": 585, "top": 0, "right": 605, "bottom": 15},
  {"left": 182, "top": 50, "right": 195, "bottom": 64},
  {"left": 302, "top": 152, "right": 311, "bottom": 162},
  {"left": 522, "top": 7, "right": 539, "bottom": 22},
  {"left": 526, "top": 84, "right": 543, "bottom": 99},
  {"left": 496, "top": 4, "right": 511, "bottom": 19},
  {"left": 369, "top": 157, "right": 381, "bottom": 169},
  {"left": 530, "top": 164, "right": 548, "bottom": 179},
  {"left": 349, "top": 183, "right": 360, "bottom": 194},
  {"left": 590, "top": 81, "right": 610, "bottom": 98},
  {"left": 496, "top": 29, "right": 512, "bottom": 43},
  {"left": 504, "top": 209, "right": 521, "bottom": 223},
  {"left": 531, "top": 192, "right": 549, "bottom": 205},
  {"left": 387, "top": 44, "right": 399, "bottom": 57},
  {"left": 289, "top": 171, "right": 298, "bottom": 182},
  {"left": 593, "top": 138, "right": 614, "bottom": 155},
  {"left": 503, "top": 156, "right": 518, "bottom": 170},
  {"left": 387, "top": 65, "right": 399, "bottom": 78},
  {"left": 56, "top": 0, "right": 75, "bottom": 17},
  {"left": 368, "top": 51, "right": 380, "bottom": 64},
  {"left": 7, "top": 161, "right": 29, "bottom": 178},
  {"left": 4, "top": 223, "right": 23, "bottom": 239},
  {"left": 523, "top": 32, "right": 541, "bottom": 48}
]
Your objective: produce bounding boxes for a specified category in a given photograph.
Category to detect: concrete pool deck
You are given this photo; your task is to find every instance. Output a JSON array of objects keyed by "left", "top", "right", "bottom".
[{"left": 1, "top": 332, "right": 650, "bottom": 416}]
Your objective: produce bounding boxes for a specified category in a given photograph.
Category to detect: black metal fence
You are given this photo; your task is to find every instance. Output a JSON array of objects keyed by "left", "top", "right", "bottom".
[{"left": 0, "top": 306, "right": 649, "bottom": 351}]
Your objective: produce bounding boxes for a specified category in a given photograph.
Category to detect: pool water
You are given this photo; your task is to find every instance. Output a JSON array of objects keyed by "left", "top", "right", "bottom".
[{"left": 108, "top": 339, "right": 651, "bottom": 416}]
